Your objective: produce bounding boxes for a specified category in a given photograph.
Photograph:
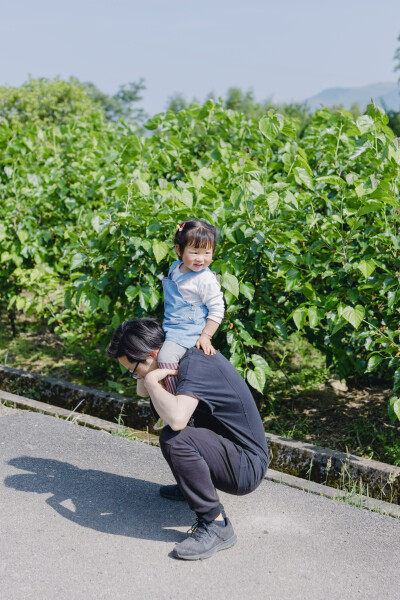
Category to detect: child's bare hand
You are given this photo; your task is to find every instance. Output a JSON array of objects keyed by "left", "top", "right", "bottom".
[{"left": 196, "top": 334, "right": 216, "bottom": 355}]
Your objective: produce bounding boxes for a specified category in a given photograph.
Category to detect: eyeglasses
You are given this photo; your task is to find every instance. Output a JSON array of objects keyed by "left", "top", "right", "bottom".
[{"left": 127, "top": 361, "right": 140, "bottom": 379}]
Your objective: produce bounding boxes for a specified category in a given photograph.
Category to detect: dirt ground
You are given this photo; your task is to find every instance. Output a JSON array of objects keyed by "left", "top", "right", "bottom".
[{"left": 262, "top": 378, "right": 399, "bottom": 465}]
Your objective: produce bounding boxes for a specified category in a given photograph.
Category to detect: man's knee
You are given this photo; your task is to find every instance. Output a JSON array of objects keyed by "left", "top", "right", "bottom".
[
  {"left": 160, "top": 426, "right": 191, "bottom": 447},
  {"left": 160, "top": 426, "right": 193, "bottom": 460}
]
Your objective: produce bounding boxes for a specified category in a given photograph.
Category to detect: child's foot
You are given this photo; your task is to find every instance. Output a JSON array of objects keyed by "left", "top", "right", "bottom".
[{"left": 153, "top": 418, "right": 167, "bottom": 431}]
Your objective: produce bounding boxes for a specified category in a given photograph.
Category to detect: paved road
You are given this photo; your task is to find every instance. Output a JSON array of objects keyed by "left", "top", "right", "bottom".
[{"left": 1, "top": 410, "right": 399, "bottom": 600}]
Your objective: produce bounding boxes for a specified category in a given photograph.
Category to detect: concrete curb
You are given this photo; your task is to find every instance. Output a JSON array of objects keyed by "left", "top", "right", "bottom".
[
  {"left": 0, "top": 389, "right": 159, "bottom": 446},
  {"left": 265, "top": 470, "right": 400, "bottom": 519},
  {"left": 2, "top": 389, "right": 400, "bottom": 518}
]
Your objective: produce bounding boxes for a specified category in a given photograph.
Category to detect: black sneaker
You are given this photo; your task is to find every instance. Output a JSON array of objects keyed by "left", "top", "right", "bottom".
[
  {"left": 159, "top": 485, "right": 227, "bottom": 518},
  {"left": 173, "top": 517, "right": 237, "bottom": 561}
]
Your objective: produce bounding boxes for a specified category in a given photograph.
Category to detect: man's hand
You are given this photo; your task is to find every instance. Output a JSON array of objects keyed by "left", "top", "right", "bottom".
[
  {"left": 196, "top": 334, "right": 216, "bottom": 356},
  {"left": 144, "top": 368, "right": 178, "bottom": 388}
]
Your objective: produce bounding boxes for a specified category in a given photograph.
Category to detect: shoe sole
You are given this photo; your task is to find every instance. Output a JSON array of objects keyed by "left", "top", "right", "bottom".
[{"left": 173, "top": 534, "right": 237, "bottom": 561}]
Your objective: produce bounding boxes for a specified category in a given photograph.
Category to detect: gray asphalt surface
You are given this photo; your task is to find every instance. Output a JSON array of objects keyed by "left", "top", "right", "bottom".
[{"left": 1, "top": 410, "right": 399, "bottom": 600}]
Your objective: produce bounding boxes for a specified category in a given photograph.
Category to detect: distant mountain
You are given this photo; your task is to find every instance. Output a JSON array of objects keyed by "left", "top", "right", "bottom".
[{"left": 304, "top": 82, "right": 400, "bottom": 112}]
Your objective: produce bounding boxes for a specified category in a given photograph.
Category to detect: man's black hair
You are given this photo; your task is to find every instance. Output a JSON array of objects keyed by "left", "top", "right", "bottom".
[{"left": 106, "top": 318, "right": 165, "bottom": 363}]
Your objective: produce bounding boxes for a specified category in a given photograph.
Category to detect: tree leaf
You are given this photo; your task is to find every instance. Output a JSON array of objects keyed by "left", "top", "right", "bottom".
[
  {"left": 366, "top": 354, "right": 383, "bottom": 373},
  {"left": 153, "top": 240, "right": 170, "bottom": 264},
  {"left": 317, "top": 175, "right": 345, "bottom": 187},
  {"left": 357, "top": 200, "right": 382, "bottom": 216},
  {"left": 388, "top": 395, "right": 400, "bottom": 423},
  {"left": 98, "top": 296, "right": 111, "bottom": 312},
  {"left": 266, "top": 191, "right": 279, "bottom": 213},
  {"left": 341, "top": 305, "right": 365, "bottom": 329},
  {"left": 71, "top": 253, "right": 87, "bottom": 270},
  {"left": 91, "top": 215, "right": 101, "bottom": 233},
  {"left": 293, "top": 308, "right": 307, "bottom": 330},
  {"left": 238, "top": 328, "right": 261, "bottom": 346},
  {"left": 294, "top": 167, "right": 314, "bottom": 190},
  {"left": 246, "top": 367, "right": 266, "bottom": 393},
  {"left": 248, "top": 180, "right": 264, "bottom": 196},
  {"left": 80, "top": 290, "right": 99, "bottom": 311},
  {"left": 251, "top": 354, "right": 273, "bottom": 376},
  {"left": 308, "top": 306, "right": 324, "bottom": 328},
  {"left": 273, "top": 319, "right": 288, "bottom": 339},
  {"left": 229, "top": 353, "right": 243, "bottom": 368},
  {"left": 230, "top": 187, "right": 243, "bottom": 209},
  {"left": 356, "top": 115, "right": 374, "bottom": 134},
  {"left": 138, "top": 286, "right": 151, "bottom": 309},
  {"left": 125, "top": 285, "right": 139, "bottom": 302},
  {"left": 392, "top": 369, "right": 400, "bottom": 393},
  {"left": 180, "top": 189, "right": 193, "bottom": 208},
  {"left": 16, "top": 296, "right": 26, "bottom": 311},
  {"left": 222, "top": 273, "right": 239, "bottom": 298},
  {"left": 239, "top": 281, "right": 255, "bottom": 301},
  {"left": 281, "top": 119, "right": 297, "bottom": 139},
  {"left": 358, "top": 259, "right": 376, "bottom": 278},
  {"left": 259, "top": 114, "right": 283, "bottom": 142},
  {"left": 135, "top": 179, "right": 150, "bottom": 195}
]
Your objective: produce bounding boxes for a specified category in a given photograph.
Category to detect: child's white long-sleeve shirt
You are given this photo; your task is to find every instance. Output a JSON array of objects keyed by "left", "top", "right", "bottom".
[{"left": 170, "top": 263, "right": 225, "bottom": 324}]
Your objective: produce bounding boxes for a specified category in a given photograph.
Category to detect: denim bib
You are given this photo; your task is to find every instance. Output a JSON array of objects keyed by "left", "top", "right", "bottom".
[{"left": 162, "top": 260, "right": 209, "bottom": 348}]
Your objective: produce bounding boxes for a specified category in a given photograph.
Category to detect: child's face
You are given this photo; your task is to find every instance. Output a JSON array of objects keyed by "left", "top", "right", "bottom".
[{"left": 177, "top": 244, "right": 214, "bottom": 273}]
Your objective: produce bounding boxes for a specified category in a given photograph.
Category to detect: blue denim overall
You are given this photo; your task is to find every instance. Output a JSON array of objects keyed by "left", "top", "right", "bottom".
[{"left": 162, "top": 260, "right": 209, "bottom": 348}]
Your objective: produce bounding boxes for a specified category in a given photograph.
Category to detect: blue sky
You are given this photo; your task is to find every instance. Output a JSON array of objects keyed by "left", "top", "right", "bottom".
[{"left": 1, "top": 0, "right": 400, "bottom": 115}]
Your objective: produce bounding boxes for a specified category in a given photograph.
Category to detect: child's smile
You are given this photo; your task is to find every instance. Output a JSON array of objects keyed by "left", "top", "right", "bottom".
[{"left": 178, "top": 245, "right": 213, "bottom": 273}]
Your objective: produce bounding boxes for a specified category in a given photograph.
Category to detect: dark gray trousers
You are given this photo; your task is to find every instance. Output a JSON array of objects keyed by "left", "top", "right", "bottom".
[{"left": 160, "top": 426, "right": 241, "bottom": 522}]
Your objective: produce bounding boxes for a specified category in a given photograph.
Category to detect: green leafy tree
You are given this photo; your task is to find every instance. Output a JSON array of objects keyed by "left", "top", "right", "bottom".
[
  {"left": 0, "top": 78, "right": 119, "bottom": 335},
  {"left": 224, "top": 87, "right": 273, "bottom": 120},
  {"left": 224, "top": 87, "right": 312, "bottom": 136},
  {"left": 83, "top": 79, "right": 147, "bottom": 124},
  {"left": 0, "top": 77, "right": 104, "bottom": 125},
  {"left": 394, "top": 32, "right": 400, "bottom": 83},
  {"left": 166, "top": 93, "right": 188, "bottom": 113},
  {"left": 2, "top": 82, "right": 400, "bottom": 424}
]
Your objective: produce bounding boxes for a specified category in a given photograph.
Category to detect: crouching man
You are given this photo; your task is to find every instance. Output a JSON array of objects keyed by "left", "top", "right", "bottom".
[{"left": 107, "top": 318, "right": 268, "bottom": 560}]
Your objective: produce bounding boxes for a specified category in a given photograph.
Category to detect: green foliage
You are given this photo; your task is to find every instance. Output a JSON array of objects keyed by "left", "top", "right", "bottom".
[
  {"left": 394, "top": 32, "right": 400, "bottom": 83},
  {"left": 0, "top": 77, "right": 105, "bottom": 125},
  {"left": 83, "top": 78, "right": 147, "bottom": 124},
  {"left": 166, "top": 93, "right": 188, "bottom": 114},
  {"left": 1, "top": 79, "right": 400, "bottom": 421},
  {"left": 224, "top": 87, "right": 312, "bottom": 136}
]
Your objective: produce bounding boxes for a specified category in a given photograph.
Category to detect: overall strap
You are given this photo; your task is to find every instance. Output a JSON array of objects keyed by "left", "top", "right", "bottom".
[
  {"left": 167, "top": 260, "right": 183, "bottom": 278},
  {"left": 175, "top": 265, "right": 212, "bottom": 283}
]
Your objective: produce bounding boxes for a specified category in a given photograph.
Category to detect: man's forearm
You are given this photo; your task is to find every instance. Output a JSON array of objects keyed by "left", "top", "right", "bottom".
[
  {"left": 144, "top": 378, "right": 180, "bottom": 427},
  {"left": 144, "top": 372, "right": 198, "bottom": 431}
]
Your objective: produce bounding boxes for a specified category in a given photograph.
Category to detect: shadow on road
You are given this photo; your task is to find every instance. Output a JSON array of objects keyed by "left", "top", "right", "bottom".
[{"left": 5, "top": 456, "right": 191, "bottom": 542}]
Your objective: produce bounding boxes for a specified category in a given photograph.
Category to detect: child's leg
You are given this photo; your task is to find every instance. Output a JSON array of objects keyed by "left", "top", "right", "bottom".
[{"left": 157, "top": 340, "right": 187, "bottom": 395}]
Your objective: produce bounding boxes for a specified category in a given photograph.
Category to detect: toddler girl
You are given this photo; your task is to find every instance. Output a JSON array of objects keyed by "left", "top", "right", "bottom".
[{"left": 154, "top": 219, "right": 225, "bottom": 429}]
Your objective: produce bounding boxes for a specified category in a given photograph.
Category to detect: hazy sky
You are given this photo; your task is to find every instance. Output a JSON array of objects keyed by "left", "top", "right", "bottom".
[{"left": 1, "top": 0, "right": 400, "bottom": 115}]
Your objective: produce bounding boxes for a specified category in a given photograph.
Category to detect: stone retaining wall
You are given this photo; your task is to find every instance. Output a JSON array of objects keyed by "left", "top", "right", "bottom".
[
  {"left": 267, "top": 433, "right": 400, "bottom": 504},
  {"left": 0, "top": 364, "right": 153, "bottom": 430}
]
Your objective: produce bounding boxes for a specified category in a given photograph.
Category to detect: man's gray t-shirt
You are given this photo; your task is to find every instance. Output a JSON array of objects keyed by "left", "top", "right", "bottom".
[{"left": 176, "top": 347, "right": 268, "bottom": 493}]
